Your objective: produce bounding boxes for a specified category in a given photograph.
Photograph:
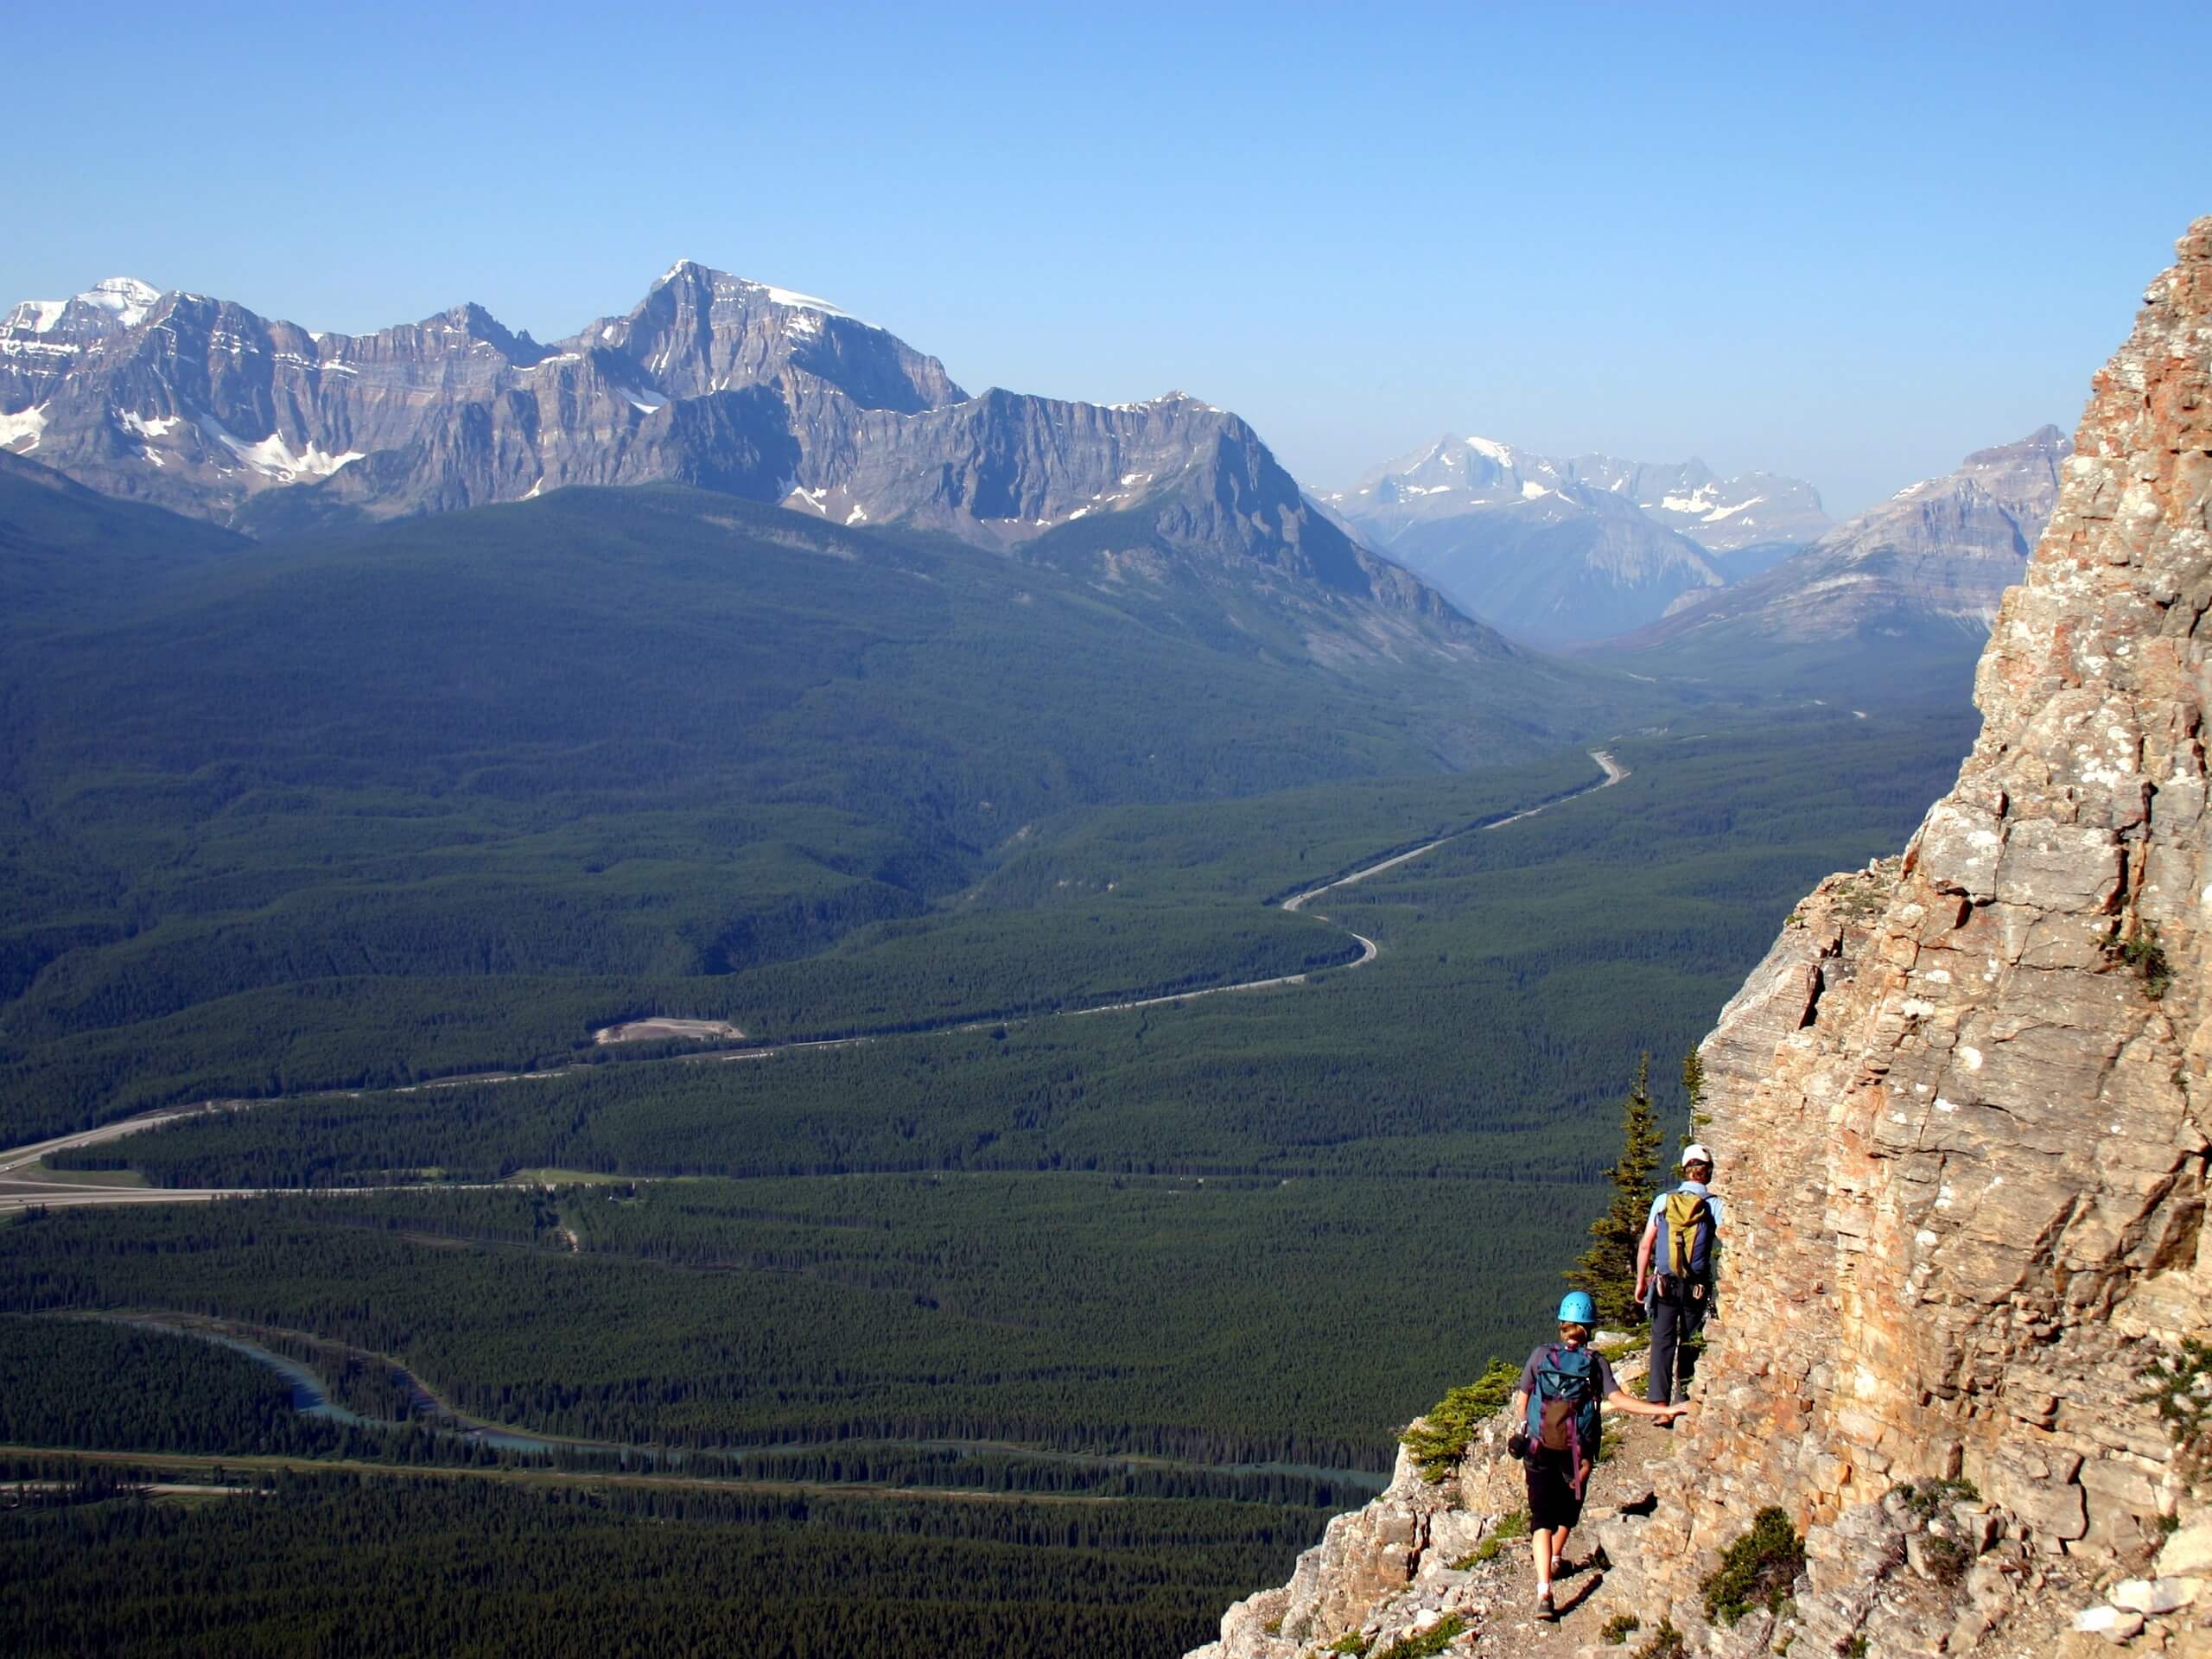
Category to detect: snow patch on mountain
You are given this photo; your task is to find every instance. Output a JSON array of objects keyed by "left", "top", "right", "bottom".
[
  {"left": 10, "top": 299, "right": 67, "bottom": 333},
  {"left": 200, "top": 414, "right": 362, "bottom": 480},
  {"left": 755, "top": 283, "right": 849, "bottom": 317},
  {"left": 0, "top": 404, "right": 48, "bottom": 451}
]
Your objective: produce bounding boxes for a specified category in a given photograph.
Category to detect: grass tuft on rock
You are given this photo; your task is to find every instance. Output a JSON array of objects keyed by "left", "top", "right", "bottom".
[
  {"left": 2137, "top": 1336, "right": 2212, "bottom": 1477},
  {"left": 1402, "top": 1357, "right": 1517, "bottom": 1482},
  {"left": 1376, "top": 1615, "right": 1467, "bottom": 1658},
  {"left": 1896, "top": 1474, "right": 1978, "bottom": 1519},
  {"left": 1451, "top": 1509, "right": 1529, "bottom": 1568},
  {"left": 2117, "top": 923, "right": 2174, "bottom": 999},
  {"left": 1700, "top": 1505, "right": 1805, "bottom": 1626}
]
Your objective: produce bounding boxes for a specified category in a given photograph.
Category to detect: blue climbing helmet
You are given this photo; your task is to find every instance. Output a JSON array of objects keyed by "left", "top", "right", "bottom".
[{"left": 1557, "top": 1290, "right": 1598, "bottom": 1325}]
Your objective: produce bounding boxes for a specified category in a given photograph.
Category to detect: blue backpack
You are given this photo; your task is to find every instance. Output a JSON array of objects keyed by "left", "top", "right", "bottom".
[{"left": 1525, "top": 1344, "right": 1602, "bottom": 1492}]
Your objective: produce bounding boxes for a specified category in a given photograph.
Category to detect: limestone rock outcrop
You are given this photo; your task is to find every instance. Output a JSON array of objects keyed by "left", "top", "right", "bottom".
[{"left": 1188, "top": 214, "right": 2212, "bottom": 1659}]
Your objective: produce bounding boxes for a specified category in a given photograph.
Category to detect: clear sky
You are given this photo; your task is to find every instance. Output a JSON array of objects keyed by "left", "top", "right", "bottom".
[{"left": 6, "top": 1, "right": 2206, "bottom": 516}]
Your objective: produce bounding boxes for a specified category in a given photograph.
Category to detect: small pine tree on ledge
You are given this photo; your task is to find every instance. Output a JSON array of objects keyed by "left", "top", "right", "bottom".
[
  {"left": 1565, "top": 1052, "right": 1662, "bottom": 1328},
  {"left": 1680, "top": 1046, "right": 1711, "bottom": 1150}
]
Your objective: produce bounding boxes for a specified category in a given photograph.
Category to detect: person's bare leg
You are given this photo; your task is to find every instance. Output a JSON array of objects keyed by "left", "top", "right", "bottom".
[
  {"left": 1529, "top": 1529, "right": 1552, "bottom": 1602},
  {"left": 1552, "top": 1524, "right": 1573, "bottom": 1576}
]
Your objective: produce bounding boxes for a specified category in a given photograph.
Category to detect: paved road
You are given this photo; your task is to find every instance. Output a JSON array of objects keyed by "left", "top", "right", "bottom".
[
  {"left": 1281, "top": 747, "right": 1627, "bottom": 915},
  {"left": 0, "top": 749, "right": 1630, "bottom": 1212},
  {"left": 0, "top": 1103, "right": 237, "bottom": 1178}
]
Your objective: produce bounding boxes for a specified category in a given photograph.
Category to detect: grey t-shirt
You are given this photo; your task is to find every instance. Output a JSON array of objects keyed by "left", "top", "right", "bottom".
[{"left": 1519, "top": 1343, "right": 1617, "bottom": 1402}]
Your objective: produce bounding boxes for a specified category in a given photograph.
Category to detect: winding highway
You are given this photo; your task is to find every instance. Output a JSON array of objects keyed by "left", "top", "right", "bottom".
[{"left": 0, "top": 749, "right": 1629, "bottom": 1212}]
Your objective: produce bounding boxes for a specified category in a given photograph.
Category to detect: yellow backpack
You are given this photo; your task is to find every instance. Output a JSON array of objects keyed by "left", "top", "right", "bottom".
[{"left": 1662, "top": 1188, "right": 1714, "bottom": 1280}]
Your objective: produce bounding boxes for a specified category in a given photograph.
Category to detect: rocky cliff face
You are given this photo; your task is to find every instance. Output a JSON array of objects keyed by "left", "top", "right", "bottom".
[{"left": 1189, "top": 215, "right": 2212, "bottom": 1659}]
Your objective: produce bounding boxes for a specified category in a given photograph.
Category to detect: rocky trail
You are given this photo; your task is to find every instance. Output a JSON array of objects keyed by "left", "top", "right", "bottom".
[
  {"left": 1195, "top": 1347, "right": 1689, "bottom": 1659},
  {"left": 1435, "top": 1420, "right": 1688, "bottom": 1659}
]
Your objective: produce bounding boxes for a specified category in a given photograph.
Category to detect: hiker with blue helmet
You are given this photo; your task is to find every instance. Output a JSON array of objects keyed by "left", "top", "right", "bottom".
[
  {"left": 1636, "top": 1142, "right": 1725, "bottom": 1408},
  {"left": 1509, "top": 1289, "right": 1687, "bottom": 1621}
]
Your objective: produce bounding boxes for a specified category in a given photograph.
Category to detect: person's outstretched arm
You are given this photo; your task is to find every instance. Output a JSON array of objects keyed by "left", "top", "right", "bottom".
[{"left": 1605, "top": 1389, "right": 1685, "bottom": 1421}]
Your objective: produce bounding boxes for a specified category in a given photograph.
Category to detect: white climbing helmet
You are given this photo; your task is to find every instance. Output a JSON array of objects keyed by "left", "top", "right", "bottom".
[{"left": 1681, "top": 1143, "right": 1714, "bottom": 1168}]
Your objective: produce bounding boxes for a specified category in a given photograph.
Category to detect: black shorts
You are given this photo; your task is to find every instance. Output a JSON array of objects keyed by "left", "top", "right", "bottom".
[{"left": 1524, "top": 1446, "right": 1586, "bottom": 1531}]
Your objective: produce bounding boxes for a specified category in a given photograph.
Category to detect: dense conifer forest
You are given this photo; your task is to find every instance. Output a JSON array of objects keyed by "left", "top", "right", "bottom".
[{"left": 0, "top": 1465, "right": 1327, "bottom": 1658}]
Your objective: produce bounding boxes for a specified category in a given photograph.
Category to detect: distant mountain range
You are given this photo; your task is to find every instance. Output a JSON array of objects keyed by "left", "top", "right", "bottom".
[
  {"left": 0, "top": 266, "right": 1475, "bottom": 655},
  {"left": 1600, "top": 425, "right": 2070, "bottom": 701},
  {"left": 1318, "top": 435, "right": 1832, "bottom": 645},
  {"left": 0, "top": 268, "right": 2059, "bottom": 706}
]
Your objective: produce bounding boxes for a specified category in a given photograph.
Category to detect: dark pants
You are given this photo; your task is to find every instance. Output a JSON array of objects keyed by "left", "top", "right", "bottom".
[
  {"left": 1647, "top": 1287, "right": 1709, "bottom": 1404},
  {"left": 1524, "top": 1446, "right": 1586, "bottom": 1532}
]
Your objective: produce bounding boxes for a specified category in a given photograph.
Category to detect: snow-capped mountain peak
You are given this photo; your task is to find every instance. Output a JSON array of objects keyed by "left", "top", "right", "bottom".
[
  {"left": 5, "top": 276, "right": 162, "bottom": 336},
  {"left": 652, "top": 259, "right": 858, "bottom": 322},
  {"left": 78, "top": 277, "right": 162, "bottom": 328}
]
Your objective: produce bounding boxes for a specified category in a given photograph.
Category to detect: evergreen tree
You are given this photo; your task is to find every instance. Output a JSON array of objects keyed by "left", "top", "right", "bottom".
[
  {"left": 1565, "top": 1053, "right": 1663, "bottom": 1327},
  {"left": 1680, "top": 1046, "right": 1710, "bottom": 1149}
]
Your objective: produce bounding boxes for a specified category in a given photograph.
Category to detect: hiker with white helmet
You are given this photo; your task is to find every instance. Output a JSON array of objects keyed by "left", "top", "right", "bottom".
[
  {"left": 1508, "top": 1290, "right": 1688, "bottom": 1621},
  {"left": 1635, "top": 1142, "right": 1725, "bottom": 1409}
]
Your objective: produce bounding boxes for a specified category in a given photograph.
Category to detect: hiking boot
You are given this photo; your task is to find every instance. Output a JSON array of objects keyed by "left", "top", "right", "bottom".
[{"left": 1536, "top": 1591, "right": 1557, "bottom": 1621}]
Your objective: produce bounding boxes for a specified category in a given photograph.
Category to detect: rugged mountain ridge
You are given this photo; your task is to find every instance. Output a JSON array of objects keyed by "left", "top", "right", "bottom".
[
  {"left": 1616, "top": 425, "right": 2069, "bottom": 645},
  {"left": 0, "top": 263, "right": 963, "bottom": 519},
  {"left": 0, "top": 264, "right": 1459, "bottom": 637},
  {"left": 1189, "top": 216, "right": 2212, "bottom": 1659},
  {"left": 1593, "top": 426, "right": 2069, "bottom": 706},
  {"left": 1319, "top": 435, "right": 1829, "bottom": 645}
]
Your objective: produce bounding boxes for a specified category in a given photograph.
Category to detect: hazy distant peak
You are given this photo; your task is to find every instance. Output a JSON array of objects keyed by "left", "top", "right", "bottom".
[
  {"left": 1960, "top": 423, "right": 2069, "bottom": 470},
  {"left": 1332, "top": 431, "right": 1827, "bottom": 554}
]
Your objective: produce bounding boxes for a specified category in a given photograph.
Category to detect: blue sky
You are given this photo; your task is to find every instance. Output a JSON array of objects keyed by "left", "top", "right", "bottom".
[{"left": 6, "top": 2, "right": 2205, "bottom": 514}]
